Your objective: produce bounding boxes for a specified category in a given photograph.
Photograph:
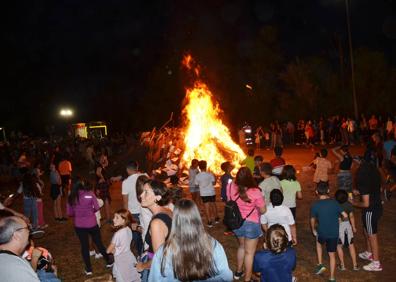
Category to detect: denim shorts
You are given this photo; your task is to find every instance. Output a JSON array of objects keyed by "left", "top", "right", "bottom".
[{"left": 233, "top": 220, "right": 262, "bottom": 239}]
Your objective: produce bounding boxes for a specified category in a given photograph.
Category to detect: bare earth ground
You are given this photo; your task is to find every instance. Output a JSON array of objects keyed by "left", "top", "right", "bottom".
[{"left": 1, "top": 145, "right": 395, "bottom": 282}]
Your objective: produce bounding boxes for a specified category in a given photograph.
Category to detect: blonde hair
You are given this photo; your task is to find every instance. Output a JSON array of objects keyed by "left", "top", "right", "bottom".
[{"left": 266, "top": 224, "right": 288, "bottom": 254}]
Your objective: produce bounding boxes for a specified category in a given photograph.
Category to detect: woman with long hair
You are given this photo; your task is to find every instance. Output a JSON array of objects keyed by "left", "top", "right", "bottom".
[
  {"left": 135, "top": 175, "right": 151, "bottom": 246},
  {"left": 148, "top": 199, "right": 233, "bottom": 281},
  {"left": 19, "top": 169, "right": 41, "bottom": 231},
  {"left": 228, "top": 167, "right": 266, "bottom": 282},
  {"left": 67, "top": 179, "right": 112, "bottom": 275},
  {"left": 253, "top": 224, "right": 296, "bottom": 282},
  {"left": 136, "top": 179, "right": 172, "bottom": 280}
]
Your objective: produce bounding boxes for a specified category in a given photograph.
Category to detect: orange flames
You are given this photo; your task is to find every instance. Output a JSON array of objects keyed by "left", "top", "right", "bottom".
[{"left": 181, "top": 55, "right": 246, "bottom": 174}]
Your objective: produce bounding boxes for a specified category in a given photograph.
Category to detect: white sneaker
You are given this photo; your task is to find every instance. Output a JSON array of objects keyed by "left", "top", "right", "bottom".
[
  {"left": 359, "top": 251, "right": 373, "bottom": 261},
  {"left": 95, "top": 253, "right": 103, "bottom": 259},
  {"left": 89, "top": 250, "right": 96, "bottom": 256},
  {"left": 363, "top": 261, "right": 382, "bottom": 271}
]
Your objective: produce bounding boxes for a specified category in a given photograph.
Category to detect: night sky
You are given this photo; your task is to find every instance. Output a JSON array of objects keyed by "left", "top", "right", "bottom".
[{"left": 2, "top": 0, "right": 395, "bottom": 134}]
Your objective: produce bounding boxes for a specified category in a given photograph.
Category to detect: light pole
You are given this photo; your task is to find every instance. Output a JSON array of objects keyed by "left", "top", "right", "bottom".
[{"left": 345, "top": 0, "right": 359, "bottom": 120}]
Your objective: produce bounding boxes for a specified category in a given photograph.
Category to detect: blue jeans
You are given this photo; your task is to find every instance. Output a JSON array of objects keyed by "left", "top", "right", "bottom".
[
  {"left": 132, "top": 213, "right": 144, "bottom": 256},
  {"left": 23, "top": 197, "right": 38, "bottom": 229},
  {"left": 37, "top": 269, "right": 61, "bottom": 282}
]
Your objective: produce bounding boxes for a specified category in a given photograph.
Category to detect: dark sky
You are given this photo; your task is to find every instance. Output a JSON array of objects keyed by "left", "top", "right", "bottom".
[{"left": 2, "top": 0, "right": 395, "bottom": 134}]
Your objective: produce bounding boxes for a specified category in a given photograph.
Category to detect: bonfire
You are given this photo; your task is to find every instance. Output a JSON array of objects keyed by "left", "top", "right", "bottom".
[{"left": 180, "top": 55, "right": 246, "bottom": 175}]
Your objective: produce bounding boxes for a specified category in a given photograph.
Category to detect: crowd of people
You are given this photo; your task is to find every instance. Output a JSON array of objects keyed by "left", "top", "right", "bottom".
[
  {"left": 0, "top": 119, "right": 395, "bottom": 282},
  {"left": 245, "top": 114, "right": 396, "bottom": 149}
]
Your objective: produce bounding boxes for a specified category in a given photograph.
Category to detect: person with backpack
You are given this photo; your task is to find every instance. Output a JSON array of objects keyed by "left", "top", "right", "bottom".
[{"left": 225, "top": 167, "right": 266, "bottom": 282}]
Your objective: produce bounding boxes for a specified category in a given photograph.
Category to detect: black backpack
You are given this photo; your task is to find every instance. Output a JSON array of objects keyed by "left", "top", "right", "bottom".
[{"left": 223, "top": 183, "right": 255, "bottom": 230}]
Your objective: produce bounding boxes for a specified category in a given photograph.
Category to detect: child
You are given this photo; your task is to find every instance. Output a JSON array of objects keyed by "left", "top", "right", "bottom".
[
  {"left": 188, "top": 159, "right": 201, "bottom": 207},
  {"left": 168, "top": 175, "right": 183, "bottom": 205},
  {"left": 23, "top": 239, "right": 60, "bottom": 281},
  {"left": 313, "top": 148, "right": 332, "bottom": 187},
  {"left": 107, "top": 209, "right": 140, "bottom": 282},
  {"left": 258, "top": 162, "right": 281, "bottom": 206},
  {"left": 310, "top": 181, "right": 347, "bottom": 282},
  {"left": 335, "top": 189, "right": 359, "bottom": 271},
  {"left": 333, "top": 145, "right": 353, "bottom": 198},
  {"left": 253, "top": 224, "right": 296, "bottom": 282},
  {"left": 261, "top": 189, "right": 297, "bottom": 245},
  {"left": 50, "top": 163, "right": 64, "bottom": 221},
  {"left": 90, "top": 197, "right": 104, "bottom": 259},
  {"left": 270, "top": 146, "right": 286, "bottom": 176},
  {"left": 195, "top": 160, "right": 218, "bottom": 227},
  {"left": 253, "top": 155, "right": 264, "bottom": 185},
  {"left": 241, "top": 149, "right": 255, "bottom": 173},
  {"left": 220, "top": 161, "right": 233, "bottom": 236},
  {"left": 280, "top": 165, "right": 302, "bottom": 219}
]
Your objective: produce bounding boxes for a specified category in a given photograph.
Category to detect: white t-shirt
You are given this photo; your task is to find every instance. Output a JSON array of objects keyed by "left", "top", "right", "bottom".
[
  {"left": 259, "top": 176, "right": 281, "bottom": 205},
  {"left": 260, "top": 204, "right": 295, "bottom": 241},
  {"left": 111, "top": 227, "right": 135, "bottom": 258},
  {"left": 122, "top": 173, "right": 146, "bottom": 214},
  {"left": 140, "top": 206, "right": 153, "bottom": 250},
  {"left": 188, "top": 168, "right": 199, "bottom": 188},
  {"left": 194, "top": 171, "right": 216, "bottom": 197},
  {"left": 0, "top": 202, "right": 4, "bottom": 209}
]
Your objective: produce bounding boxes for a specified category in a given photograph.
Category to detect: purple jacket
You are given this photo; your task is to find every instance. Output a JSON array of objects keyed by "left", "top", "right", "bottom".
[{"left": 67, "top": 191, "right": 99, "bottom": 228}]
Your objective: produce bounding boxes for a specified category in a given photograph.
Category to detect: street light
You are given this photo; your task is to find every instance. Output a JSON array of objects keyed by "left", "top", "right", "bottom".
[{"left": 59, "top": 108, "right": 73, "bottom": 117}]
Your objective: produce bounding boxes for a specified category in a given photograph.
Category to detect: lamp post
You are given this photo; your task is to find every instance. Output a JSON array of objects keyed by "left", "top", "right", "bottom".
[{"left": 345, "top": 0, "right": 359, "bottom": 120}]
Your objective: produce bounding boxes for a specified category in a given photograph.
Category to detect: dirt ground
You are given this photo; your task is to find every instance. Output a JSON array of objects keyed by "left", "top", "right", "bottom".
[{"left": 2, "top": 145, "right": 395, "bottom": 282}]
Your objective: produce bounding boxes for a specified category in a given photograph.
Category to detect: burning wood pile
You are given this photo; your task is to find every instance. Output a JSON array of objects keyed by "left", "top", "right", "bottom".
[{"left": 141, "top": 55, "right": 246, "bottom": 183}]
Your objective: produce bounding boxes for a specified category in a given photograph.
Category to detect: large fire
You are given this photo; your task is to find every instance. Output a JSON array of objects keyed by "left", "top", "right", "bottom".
[{"left": 181, "top": 55, "right": 246, "bottom": 174}]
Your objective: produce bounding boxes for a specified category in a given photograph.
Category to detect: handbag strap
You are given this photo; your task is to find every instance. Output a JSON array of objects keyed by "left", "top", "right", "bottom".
[
  {"left": 244, "top": 206, "right": 256, "bottom": 220},
  {"left": 229, "top": 182, "right": 256, "bottom": 220}
]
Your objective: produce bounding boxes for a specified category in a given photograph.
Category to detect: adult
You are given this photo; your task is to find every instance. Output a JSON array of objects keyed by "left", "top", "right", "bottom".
[
  {"left": 136, "top": 180, "right": 172, "bottom": 280},
  {"left": 253, "top": 224, "right": 296, "bottom": 282},
  {"left": 135, "top": 175, "right": 152, "bottom": 250},
  {"left": 383, "top": 147, "right": 396, "bottom": 200},
  {"left": 0, "top": 216, "right": 40, "bottom": 281},
  {"left": 227, "top": 167, "right": 266, "bottom": 282},
  {"left": 383, "top": 133, "right": 396, "bottom": 161},
  {"left": 122, "top": 161, "right": 146, "bottom": 255},
  {"left": 149, "top": 199, "right": 233, "bottom": 281},
  {"left": 17, "top": 171, "right": 41, "bottom": 231},
  {"left": 85, "top": 143, "right": 96, "bottom": 174},
  {"left": 58, "top": 154, "right": 72, "bottom": 196},
  {"left": 67, "top": 180, "right": 112, "bottom": 275},
  {"left": 95, "top": 154, "right": 111, "bottom": 222},
  {"left": 351, "top": 152, "right": 383, "bottom": 271}
]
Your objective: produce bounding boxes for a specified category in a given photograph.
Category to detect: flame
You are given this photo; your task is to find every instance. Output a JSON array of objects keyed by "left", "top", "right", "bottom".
[{"left": 181, "top": 55, "right": 246, "bottom": 174}]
